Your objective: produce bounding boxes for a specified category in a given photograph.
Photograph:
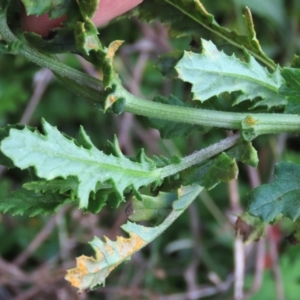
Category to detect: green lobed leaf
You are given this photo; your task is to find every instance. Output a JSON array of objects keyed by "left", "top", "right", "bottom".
[
  {"left": 0, "top": 188, "right": 70, "bottom": 216},
  {"left": 20, "top": 0, "right": 97, "bottom": 21},
  {"left": 23, "top": 177, "right": 79, "bottom": 195},
  {"left": 175, "top": 39, "right": 285, "bottom": 109},
  {"left": 280, "top": 68, "right": 300, "bottom": 114},
  {"left": 77, "top": 0, "right": 99, "bottom": 19},
  {"left": 0, "top": 120, "right": 160, "bottom": 209},
  {"left": 139, "top": 0, "right": 275, "bottom": 68},
  {"left": 248, "top": 162, "right": 300, "bottom": 222},
  {"left": 25, "top": 177, "right": 120, "bottom": 213},
  {"left": 0, "top": 124, "right": 28, "bottom": 168},
  {"left": 20, "top": 0, "right": 70, "bottom": 18},
  {"left": 22, "top": 140, "right": 163, "bottom": 214},
  {"left": 65, "top": 185, "right": 203, "bottom": 291}
]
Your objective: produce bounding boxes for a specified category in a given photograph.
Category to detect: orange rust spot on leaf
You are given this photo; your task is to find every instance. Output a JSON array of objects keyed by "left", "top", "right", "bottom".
[
  {"left": 106, "top": 40, "right": 123, "bottom": 61},
  {"left": 103, "top": 243, "right": 114, "bottom": 256},
  {"left": 117, "top": 233, "right": 146, "bottom": 255},
  {"left": 65, "top": 233, "right": 146, "bottom": 291},
  {"left": 65, "top": 255, "right": 91, "bottom": 289},
  {"left": 245, "top": 116, "right": 257, "bottom": 125},
  {"left": 94, "top": 247, "right": 105, "bottom": 260},
  {"left": 109, "top": 95, "right": 116, "bottom": 104},
  {"left": 65, "top": 270, "right": 82, "bottom": 289},
  {"left": 178, "top": 187, "right": 183, "bottom": 197},
  {"left": 86, "top": 42, "right": 98, "bottom": 50}
]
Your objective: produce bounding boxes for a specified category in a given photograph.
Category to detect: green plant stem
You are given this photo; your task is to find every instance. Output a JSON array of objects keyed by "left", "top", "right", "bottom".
[
  {"left": 117, "top": 86, "right": 300, "bottom": 135},
  {"left": 0, "top": 14, "right": 102, "bottom": 92},
  {"left": 1, "top": 13, "right": 300, "bottom": 136},
  {"left": 158, "top": 133, "right": 241, "bottom": 178}
]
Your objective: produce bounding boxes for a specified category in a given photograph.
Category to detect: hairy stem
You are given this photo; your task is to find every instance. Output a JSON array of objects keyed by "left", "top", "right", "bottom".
[
  {"left": 158, "top": 133, "right": 240, "bottom": 178},
  {"left": 0, "top": 14, "right": 102, "bottom": 92},
  {"left": 117, "top": 86, "right": 300, "bottom": 135}
]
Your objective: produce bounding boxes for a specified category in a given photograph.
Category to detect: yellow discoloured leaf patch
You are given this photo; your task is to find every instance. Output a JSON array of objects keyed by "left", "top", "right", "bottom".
[
  {"left": 65, "top": 186, "right": 203, "bottom": 291},
  {"left": 65, "top": 232, "right": 146, "bottom": 291},
  {"left": 65, "top": 255, "right": 90, "bottom": 289},
  {"left": 106, "top": 40, "right": 124, "bottom": 61},
  {"left": 109, "top": 95, "right": 116, "bottom": 104},
  {"left": 245, "top": 115, "right": 258, "bottom": 125},
  {"left": 178, "top": 187, "right": 183, "bottom": 197}
]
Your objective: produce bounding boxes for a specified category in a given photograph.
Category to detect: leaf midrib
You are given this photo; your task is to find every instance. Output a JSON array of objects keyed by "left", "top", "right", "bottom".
[
  {"left": 177, "top": 61, "right": 279, "bottom": 93},
  {"left": 7, "top": 139, "right": 157, "bottom": 179}
]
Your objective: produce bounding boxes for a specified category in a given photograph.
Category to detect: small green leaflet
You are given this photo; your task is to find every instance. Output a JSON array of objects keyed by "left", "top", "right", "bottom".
[
  {"left": 280, "top": 68, "right": 300, "bottom": 114},
  {"left": 23, "top": 177, "right": 79, "bottom": 195},
  {"left": 181, "top": 153, "right": 238, "bottom": 190},
  {"left": 0, "top": 120, "right": 160, "bottom": 209},
  {"left": 21, "top": 0, "right": 98, "bottom": 19},
  {"left": 175, "top": 39, "right": 285, "bottom": 109},
  {"left": 0, "top": 188, "right": 70, "bottom": 216},
  {"left": 20, "top": 0, "right": 69, "bottom": 18},
  {"left": 65, "top": 185, "right": 203, "bottom": 291},
  {"left": 127, "top": 192, "right": 176, "bottom": 225},
  {"left": 227, "top": 140, "right": 258, "bottom": 168},
  {"left": 0, "top": 124, "right": 27, "bottom": 168},
  {"left": 248, "top": 162, "right": 300, "bottom": 222},
  {"left": 77, "top": 0, "right": 99, "bottom": 19},
  {"left": 23, "top": 178, "right": 119, "bottom": 213},
  {"left": 21, "top": 0, "right": 116, "bottom": 88},
  {"left": 234, "top": 0, "right": 286, "bottom": 29}
]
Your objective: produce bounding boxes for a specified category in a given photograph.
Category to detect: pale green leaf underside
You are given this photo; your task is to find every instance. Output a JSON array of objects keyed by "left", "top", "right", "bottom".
[
  {"left": 175, "top": 40, "right": 285, "bottom": 109},
  {"left": 65, "top": 185, "right": 203, "bottom": 291},
  {"left": 0, "top": 120, "right": 159, "bottom": 208},
  {"left": 248, "top": 162, "right": 300, "bottom": 222}
]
